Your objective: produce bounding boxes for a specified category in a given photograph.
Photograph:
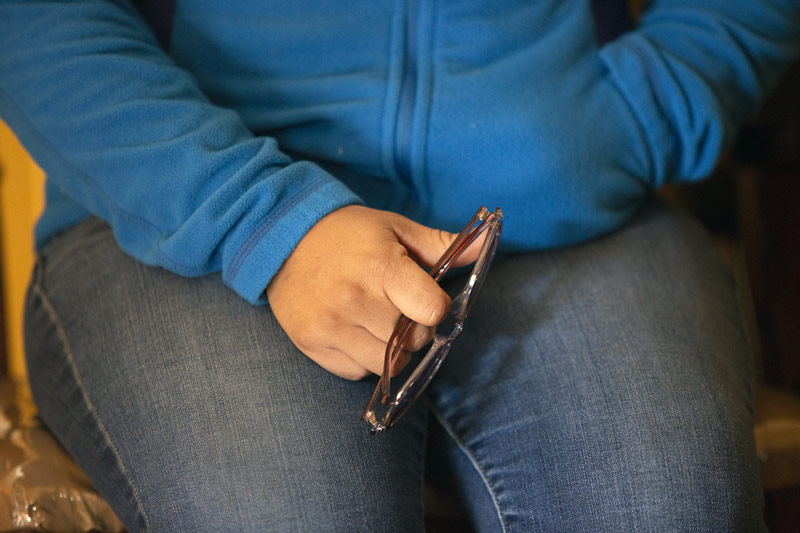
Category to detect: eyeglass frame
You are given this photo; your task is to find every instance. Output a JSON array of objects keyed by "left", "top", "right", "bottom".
[{"left": 361, "top": 206, "right": 503, "bottom": 435}]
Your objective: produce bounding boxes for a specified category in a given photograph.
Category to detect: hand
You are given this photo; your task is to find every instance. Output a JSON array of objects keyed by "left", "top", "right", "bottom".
[{"left": 266, "top": 205, "right": 481, "bottom": 380}]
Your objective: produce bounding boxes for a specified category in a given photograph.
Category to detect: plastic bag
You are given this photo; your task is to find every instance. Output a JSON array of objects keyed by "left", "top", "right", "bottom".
[{"left": 0, "top": 379, "right": 124, "bottom": 532}]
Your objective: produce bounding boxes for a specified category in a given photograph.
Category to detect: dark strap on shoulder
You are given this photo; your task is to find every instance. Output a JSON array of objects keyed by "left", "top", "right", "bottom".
[
  {"left": 590, "top": 0, "right": 635, "bottom": 46},
  {"left": 130, "top": 0, "right": 177, "bottom": 51}
]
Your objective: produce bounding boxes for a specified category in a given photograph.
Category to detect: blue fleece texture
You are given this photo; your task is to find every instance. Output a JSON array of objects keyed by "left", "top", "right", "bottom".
[{"left": 1, "top": 0, "right": 798, "bottom": 304}]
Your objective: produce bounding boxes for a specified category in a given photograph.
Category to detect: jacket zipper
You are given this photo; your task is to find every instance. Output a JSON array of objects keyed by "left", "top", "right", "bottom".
[{"left": 394, "top": 0, "right": 418, "bottom": 185}]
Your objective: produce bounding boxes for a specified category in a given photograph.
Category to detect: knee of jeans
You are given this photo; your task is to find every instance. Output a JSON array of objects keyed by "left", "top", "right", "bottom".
[{"left": 599, "top": 404, "right": 764, "bottom": 531}]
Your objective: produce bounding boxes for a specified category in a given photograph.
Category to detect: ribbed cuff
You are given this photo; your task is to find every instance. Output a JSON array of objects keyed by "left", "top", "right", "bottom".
[{"left": 223, "top": 163, "right": 362, "bottom": 304}]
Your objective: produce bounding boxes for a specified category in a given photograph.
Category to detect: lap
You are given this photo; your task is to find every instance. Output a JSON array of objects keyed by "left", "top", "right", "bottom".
[
  {"left": 25, "top": 217, "right": 426, "bottom": 532},
  {"left": 25, "top": 197, "right": 763, "bottom": 532},
  {"left": 429, "top": 197, "right": 762, "bottom": 531}
]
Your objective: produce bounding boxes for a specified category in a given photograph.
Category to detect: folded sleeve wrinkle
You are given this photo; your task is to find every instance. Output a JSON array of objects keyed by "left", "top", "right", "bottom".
[
  {"left": 599, "top": 0, "right": 800, "bottom": 186},
  {"left": 0, "top": 0, "right": 361, "bottom": 305}
]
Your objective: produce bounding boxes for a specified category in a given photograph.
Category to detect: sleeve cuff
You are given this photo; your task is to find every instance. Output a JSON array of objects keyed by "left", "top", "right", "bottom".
[{"left": 223, "top": 165, "right": 362, "bottom": 304}]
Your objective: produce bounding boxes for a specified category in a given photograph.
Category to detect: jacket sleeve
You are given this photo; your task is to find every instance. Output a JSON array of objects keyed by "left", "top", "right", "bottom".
[
  {"left": 0, "top": 0, "right": 361, "bottom": 304},
  {"left": 599, "top": 0, "right": 800, "bottom": 186}
]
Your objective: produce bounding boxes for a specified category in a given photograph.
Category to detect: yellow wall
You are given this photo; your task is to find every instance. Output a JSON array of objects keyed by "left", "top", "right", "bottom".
[{"left": 0, "top": 119, "right": 45, "bottom": 381}]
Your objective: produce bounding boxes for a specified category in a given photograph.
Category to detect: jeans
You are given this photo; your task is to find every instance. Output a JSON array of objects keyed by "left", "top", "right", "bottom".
[{"left": 24, "top": 198, "right": 764, "bottom": 532}]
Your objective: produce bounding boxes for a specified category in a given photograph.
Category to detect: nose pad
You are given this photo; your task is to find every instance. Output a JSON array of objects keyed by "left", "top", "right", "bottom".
[{"left": 449, "top": 286, "right": 470, "bottom": 320}]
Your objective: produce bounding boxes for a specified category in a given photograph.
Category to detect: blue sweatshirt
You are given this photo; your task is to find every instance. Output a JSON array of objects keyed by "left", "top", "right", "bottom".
[{"left": 1, "top": 1, "right": 798, "bottom": 304}]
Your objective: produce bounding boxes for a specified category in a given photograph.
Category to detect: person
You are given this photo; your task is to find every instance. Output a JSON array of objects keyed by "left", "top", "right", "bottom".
[{"left": 2, "top": 0, "right": 798, "bottom": 530}]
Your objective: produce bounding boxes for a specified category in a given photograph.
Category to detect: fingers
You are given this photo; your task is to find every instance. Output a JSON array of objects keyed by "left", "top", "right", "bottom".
[
  {"left": 391, "top": 214, "right": 488, "bottom": 269},
  {"left": 339, "top": 326, "right": 396, "bottom": 375},
  {"left": 382, "top": 253, "right": 451, "bottom": 327},
  {"left": 267, "top": 206, "right": 465, "bottom": 383},
  {"left": 325, "top": 326, "right": 412, "bottom": 379},
  {"left": 356, "top": 302, "right": 434, "bottom": 351},
  {"left": 311, "top": 348, "right": 370, "bottom": 381},
  {"left": 402, "top": 322, "right": 435, "bottom": 352}
]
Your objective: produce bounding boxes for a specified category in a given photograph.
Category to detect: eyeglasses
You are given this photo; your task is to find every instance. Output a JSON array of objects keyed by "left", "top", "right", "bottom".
[{"left": 361, "top": 206, "right": 503, "bottom": 435}]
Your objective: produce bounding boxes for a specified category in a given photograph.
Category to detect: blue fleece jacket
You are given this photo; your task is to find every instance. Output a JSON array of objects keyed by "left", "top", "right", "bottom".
[{"left": 1, "top": 1, "right": 798, "bottom": 304}]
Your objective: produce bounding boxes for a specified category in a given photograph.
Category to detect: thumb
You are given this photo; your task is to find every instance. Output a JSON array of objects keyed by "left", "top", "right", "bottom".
[{"left": 391, "top": 214, "right": 486, "bottom": 270}]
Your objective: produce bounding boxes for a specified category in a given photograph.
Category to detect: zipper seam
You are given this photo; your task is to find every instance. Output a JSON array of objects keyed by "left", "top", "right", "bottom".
[{"left": 393, "top": 0, "right": 419, "bottom": 187}]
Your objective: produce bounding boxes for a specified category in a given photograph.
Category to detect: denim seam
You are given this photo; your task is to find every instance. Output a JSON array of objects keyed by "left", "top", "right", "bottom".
[
  {"left": 31, "top": 275, "right": 153, "bottom": 532},
  {"left": 428, "top": 406, "right": 509, "bottom": 533},
  {"left": 421, "top": 0, "right": 439, "bottom": 201}
]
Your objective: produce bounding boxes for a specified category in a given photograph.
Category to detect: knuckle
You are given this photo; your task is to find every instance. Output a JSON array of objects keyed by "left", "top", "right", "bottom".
[
  {"left": 366, "top": 253, "right": 394, "bottom": 287},
  {"left": 295, "top": 311, "right": 338, "bottom": 351},
  {"left": 293, "top": 329, "right": 318, "bottom": 353},
  {"left": 371, "top": 246, "right": 407, "bottom": 292},
  {"left": 386, "top": 242, "right": 410, "bottom": 266},
  {"left": 332, "top": 281, "right": 365, "bottom": 309},
  {"left": 315, "top": 307, "right": 340, "bottom": 332}
]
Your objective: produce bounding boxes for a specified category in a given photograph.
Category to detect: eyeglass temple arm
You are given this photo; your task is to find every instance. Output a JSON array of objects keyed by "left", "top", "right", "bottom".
[{"left": 428, "top": 209, "right": 491, "bottom": 282}]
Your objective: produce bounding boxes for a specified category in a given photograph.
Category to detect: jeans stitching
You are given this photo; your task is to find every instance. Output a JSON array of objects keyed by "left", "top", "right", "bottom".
[
  {"left": 32, "top": 268, "right": 152, "bottom": 532},
  {"left": 428, "top": 405, "right": 509, "bottom": 533}
]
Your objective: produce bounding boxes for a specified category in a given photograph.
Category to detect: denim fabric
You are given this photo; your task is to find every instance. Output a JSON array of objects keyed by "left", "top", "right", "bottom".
[{"left": 24, "top": 198, "right": 764, "bottom": 532}]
